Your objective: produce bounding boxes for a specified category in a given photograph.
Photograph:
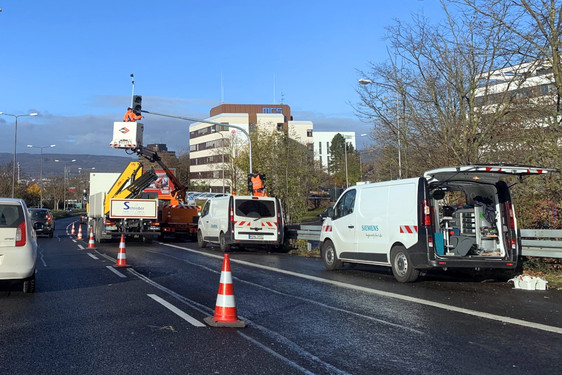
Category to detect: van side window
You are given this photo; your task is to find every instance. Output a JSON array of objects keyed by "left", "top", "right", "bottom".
[
  {"left": 334, "top": 189, "right": 356, "bottom": 219},
  {"left": 201, "top": 201, "right": 210, "bottom": 217}
]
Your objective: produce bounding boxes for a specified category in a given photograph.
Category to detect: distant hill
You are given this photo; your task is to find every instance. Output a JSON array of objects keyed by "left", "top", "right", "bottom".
[{"left": 0, "top": 153, "right": 137, "bottom": 178}]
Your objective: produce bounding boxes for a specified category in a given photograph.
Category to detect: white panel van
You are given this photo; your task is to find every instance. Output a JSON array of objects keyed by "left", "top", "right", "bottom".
[
  {"left": 319, "top": 165, "right": 553, "bottom": 282},
  {"left": 197, "top": 195, "right": 284, "bottom": 252}
]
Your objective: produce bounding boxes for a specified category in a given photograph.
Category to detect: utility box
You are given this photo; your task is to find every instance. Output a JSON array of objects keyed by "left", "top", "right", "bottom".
[{"left": 110, "top": 122, "right": 143, "bottom": 149}]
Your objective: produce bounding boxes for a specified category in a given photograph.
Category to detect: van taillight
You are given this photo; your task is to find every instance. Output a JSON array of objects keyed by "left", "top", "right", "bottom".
[
  {"left": 229, "top": 200, "right": 234, "bottom": 232},
  {"left": 427, "top": 235, "right": 433, "bottom": 248},
  {"left": 505, "top": 202, "right": 515, "bottom": 230},
  {"left": 422, "top": 199, "right": 432, "bottom": 226},
  {"left": 16, "top": 221, "right": 26, "bottom": 246}
]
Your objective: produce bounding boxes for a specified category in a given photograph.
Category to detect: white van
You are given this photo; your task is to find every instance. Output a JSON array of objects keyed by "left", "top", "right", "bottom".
[
  {"left": 0, "top": 198, "right": 38, "bottom": 293},
  {"left": 319, "top": 165, "right": 553, "bottom": 282},
  {"left": 197, "top": 195, "right": 284, "bottom": 252}
]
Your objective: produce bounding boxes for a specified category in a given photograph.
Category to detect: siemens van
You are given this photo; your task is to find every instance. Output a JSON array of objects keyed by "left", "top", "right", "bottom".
[
  {"left": 197, "top": 195, "right": 284, "bottom": 252},
  {"left": 319, "top": 165, "right": 553, "bottom": 282}
]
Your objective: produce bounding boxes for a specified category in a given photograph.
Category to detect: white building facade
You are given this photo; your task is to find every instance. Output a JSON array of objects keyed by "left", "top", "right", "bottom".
[
  {"left": 189, "top": 104, "right": 313, "bottom": 192},
  {"left": 313, "top": 131, "right": 356, "bottom": 170}
]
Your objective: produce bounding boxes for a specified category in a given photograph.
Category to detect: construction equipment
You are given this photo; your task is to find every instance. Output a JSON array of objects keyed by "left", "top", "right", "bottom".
[
  {"left": 110, "top": 121, "right": 199, "bottom": 240},
  {"left": 88, "top": 162, "right": 160, "bottom": 243}
]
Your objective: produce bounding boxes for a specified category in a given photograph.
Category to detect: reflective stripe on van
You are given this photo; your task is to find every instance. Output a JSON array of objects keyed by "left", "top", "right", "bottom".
[{"left": 399, "top": 225, "right": 418, "bottom": 234}]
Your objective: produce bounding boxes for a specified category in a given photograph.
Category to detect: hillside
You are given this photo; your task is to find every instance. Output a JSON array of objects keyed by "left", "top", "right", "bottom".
[{"left": 0, "top": 153, "right": 137, "bottom": 178}]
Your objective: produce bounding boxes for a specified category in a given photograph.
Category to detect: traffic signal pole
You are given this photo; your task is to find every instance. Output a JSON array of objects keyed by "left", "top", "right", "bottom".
[{"left": 141, "top": 109, "right": 253, "bottom": 175}]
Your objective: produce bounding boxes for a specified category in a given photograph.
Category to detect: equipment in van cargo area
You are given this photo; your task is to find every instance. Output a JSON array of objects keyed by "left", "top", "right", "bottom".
[{"left": 320, "top": 165, "right": 555, "bottom": 282}]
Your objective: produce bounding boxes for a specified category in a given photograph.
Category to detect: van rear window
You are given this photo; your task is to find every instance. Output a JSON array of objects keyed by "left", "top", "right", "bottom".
[
  {"left": 0, "top": 204, "right": 25, "bottom": 228},
  {"left": 235, "top": 200, "right": 275, "bottom": 218}
]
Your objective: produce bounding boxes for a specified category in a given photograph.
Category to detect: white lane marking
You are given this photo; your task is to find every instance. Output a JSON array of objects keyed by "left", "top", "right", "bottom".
[
  {"left": 39, "top": 249, "right": 47, "bottom": 267},
  {"left": 87, "top": 253, "right": 99, "bottom": 260},
  {"left": 128, "top": 267, "right": 346, "bottom": 374},
  {"left": 106, "top": 266, "right": 127, "bottom": 278},
  {"left": 147, "top": 294, "right": 205, "bottom": 327},
  {"left": 237, "top": 331, "right": 319, "bottom": 375},
  {"left": 160, "top": 242, "right": 562, "bottom": 335},
  {"left": 77, "top": 245, "right": 84, "bottom": 250}
]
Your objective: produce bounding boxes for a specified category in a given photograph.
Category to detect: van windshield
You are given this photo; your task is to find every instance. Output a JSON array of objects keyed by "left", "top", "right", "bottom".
[
  {"left": 235, "top": 199, "right": 275, "bottom": 219},
  {"left": 0, "top": 204, "right": 25, "bottom": 228}
]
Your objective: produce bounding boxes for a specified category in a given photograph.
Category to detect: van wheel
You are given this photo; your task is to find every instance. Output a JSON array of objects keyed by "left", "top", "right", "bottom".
[
  {"left": 219, "top": 232, "right": 230, "bottom": 252},
  {"left": 322, "top": 240, "right": 341, "bottom": 271},
  {"left": 23, "top": 273, "right": 35, "bottom": 294},
  {"left": 197, "top": 230, "right": 207, "bottom": 248},
  {"left": 391, "top": 246, "right": 419, "bottom": 283}
]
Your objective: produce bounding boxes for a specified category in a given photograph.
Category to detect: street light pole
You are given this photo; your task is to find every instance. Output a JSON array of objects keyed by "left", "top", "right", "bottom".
[
  {"left": 358, "top": 79, "right": 402, "bottom": 179},
  {"left": 27, "top": 144, "right": 56, "bottom": 208},
  {"left": 55, "top": 159, "right": 76, "bottom": 210},
  {"left": 142, "top": 110, "right": 253, "bottom": 175},
  {"left": 0, "top": 112, "right": 38, "bottom": 197}
]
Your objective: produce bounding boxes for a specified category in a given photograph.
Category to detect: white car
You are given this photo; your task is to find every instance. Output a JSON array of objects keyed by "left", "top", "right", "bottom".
[{"left": 0, "top": 198, "right": 38, "bottom": 293}]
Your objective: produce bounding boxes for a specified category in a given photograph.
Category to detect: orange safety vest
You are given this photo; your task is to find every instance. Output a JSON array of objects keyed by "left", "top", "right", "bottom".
[
  {"left": 124, "top": 110, "right": 141, "bottom": 122},
  {"left": 251, "top": 175, "right": 264, "bottom": 191}
]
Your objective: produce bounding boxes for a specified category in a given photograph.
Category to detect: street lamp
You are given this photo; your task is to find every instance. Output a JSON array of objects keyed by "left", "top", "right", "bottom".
[
  {"left": 0, "top": 111, "right": 38, "bottom": 197},
  {"left": 27, "top": 144, "right": 56, "bottom": 208},
  {"left": 55, "top": 159, "right": 76, "bottom": 210},
  {"left": 358, "top": 78, "right": 402, "bottom": 179}
]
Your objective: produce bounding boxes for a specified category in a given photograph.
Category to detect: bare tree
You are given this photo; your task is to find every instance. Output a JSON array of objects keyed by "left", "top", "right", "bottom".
[{"left": 355, "top": 1, "right": 529, "bottom": 178}]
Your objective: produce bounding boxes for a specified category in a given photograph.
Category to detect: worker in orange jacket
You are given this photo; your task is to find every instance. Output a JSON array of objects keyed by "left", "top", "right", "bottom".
[
  {"left": 124, "top": 107, "right": 142, "bottom": 122},
  {"left": 251, "top": 174, "right": 265, "bottom": 196}
]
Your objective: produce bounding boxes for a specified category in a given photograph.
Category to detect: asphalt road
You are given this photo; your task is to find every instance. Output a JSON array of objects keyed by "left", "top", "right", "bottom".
[{"left": 1, "top": 217, "right": 561, "bottom": 375}]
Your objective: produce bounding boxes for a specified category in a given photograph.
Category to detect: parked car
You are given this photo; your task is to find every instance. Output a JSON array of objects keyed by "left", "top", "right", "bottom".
[
  {"left": 29, "top": 208, "right": 55, "bottom": 238},
  {"left": 0, "top": 198, "right": 38, "bottom": 293}
]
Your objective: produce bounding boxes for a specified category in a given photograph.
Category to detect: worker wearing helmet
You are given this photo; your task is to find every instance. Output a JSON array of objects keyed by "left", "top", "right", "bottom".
[{"left": 124, "top": 107, "right": 142, "bottom": 122}]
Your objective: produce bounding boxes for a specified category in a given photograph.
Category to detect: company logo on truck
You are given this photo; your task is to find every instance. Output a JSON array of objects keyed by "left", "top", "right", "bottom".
[{"left": 361, "top": 225, "right": 379, "bottom": 231}]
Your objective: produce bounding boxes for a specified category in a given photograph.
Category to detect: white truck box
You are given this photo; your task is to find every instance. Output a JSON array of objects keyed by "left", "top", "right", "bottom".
[
  {"left": 89, "top": 172, "right": 120, "bottom": 196},
  {"left": 110, "top": 122, "right": 143, "bottom": 149}
]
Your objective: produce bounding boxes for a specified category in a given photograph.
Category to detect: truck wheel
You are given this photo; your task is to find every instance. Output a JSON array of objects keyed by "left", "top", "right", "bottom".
[
  {"left": 322, "top": 240, "right": 341, "bottom": 271},
  {"left": 219, "top": 232, "right": 230, "bottom": 252},
  {"left": 197, "top": 230, "right": 207, "bottom": 248},
  {"left": 391, "top": 246, "right": 419, "bottom": 283}
]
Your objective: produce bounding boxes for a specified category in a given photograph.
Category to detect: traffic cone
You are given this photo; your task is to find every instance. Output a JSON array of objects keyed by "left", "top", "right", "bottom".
[
  {"left": 77, "top": 225, "right": 83, "bottom": 240},
  {"left": 204, "top": 254, "right": 247, "bottom": 328},
  {"left": 114, "top": 234, "right": 130, "bottom": 268},
  {"left": 71, "top": 222, "right": 75, "bottom": 236},
  {"left": 87, "top": 227, "right": 96, "bottom": 249}
]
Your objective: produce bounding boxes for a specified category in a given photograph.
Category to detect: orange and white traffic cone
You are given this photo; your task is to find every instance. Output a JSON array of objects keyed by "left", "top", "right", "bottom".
[
  {"left": 114, "top": 234, "right": 130, "bottom": 268},
  {"left": 87, "top": 227, "right": 96, "bottom": 249},
  {"left": 77, "top": 225, "right": 83, "bottom": 240},
  {"left": 204, "top": 254, "right": 247, "bottom": 328},
  {"left": 71, "top": 222, "right": 75, "bottom": 236}
]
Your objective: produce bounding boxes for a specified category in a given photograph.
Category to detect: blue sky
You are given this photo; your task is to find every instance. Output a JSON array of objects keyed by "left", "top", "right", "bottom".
[{"left": 0, "top": 0, "right": 444, "bottom": 157}]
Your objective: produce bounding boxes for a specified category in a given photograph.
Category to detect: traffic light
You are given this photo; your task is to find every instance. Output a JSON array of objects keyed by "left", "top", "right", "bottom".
[{"left": 132, "top": 95, "right": 142, "bottom": 115}]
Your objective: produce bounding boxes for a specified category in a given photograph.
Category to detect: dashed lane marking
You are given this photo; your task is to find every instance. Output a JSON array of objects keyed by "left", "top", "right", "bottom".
[
  {"left": 106, "top": 265, "right": 127, "bottom": 278},
  {"left": 147, "top": 294, "right": 205, "bottom": 327}
]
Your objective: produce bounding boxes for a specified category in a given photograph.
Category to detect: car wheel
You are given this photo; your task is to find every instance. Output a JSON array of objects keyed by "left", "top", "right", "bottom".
[
  {"left": 23, "top": 273, "right": 36, "bottom": 294},
  {"left": 391, "top": 246, "right": 420, "bottom": 283},
  {"left": 219, "top": 232, "right": 230, "bottom": 252},
  {"left": 197, "top": 230, "right": 207, "bottom": 248},
  {"left": 321, "top": 240, "right": 341, "bottom": 271}
]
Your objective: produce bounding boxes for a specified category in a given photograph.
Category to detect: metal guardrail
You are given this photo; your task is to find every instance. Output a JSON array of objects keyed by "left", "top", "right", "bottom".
[
  {"left": 287, "top": 226, "right": 562, "bottom": 259},
  {"left": 520, "top": 229, "right": 562, "bottom": 258}
]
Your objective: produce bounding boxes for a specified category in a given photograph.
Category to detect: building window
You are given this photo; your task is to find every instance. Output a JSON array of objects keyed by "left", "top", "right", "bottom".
[
  {"left": 307, "top": 129, "right": 313, "bottom": 137},
  {"left": 277, "top": 123, "right": 283, "bottom": 131},
  {"left": 318, "top": 142, "right": 322, "bottom": 154}
]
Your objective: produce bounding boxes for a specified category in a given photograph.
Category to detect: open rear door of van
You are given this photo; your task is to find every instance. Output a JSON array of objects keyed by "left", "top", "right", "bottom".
[{"left": 424, "top": 165, "right": 556, "bottom": 184}]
